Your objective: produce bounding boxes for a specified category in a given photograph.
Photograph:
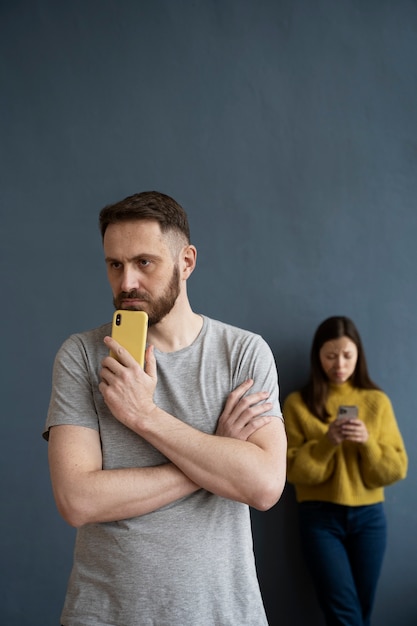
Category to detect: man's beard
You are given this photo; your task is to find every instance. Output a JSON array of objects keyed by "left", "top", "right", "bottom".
[{"left": 113, "top": 265, "right": 181, "bottom": 326}]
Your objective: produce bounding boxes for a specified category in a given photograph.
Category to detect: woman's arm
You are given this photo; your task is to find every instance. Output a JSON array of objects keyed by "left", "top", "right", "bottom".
[
  {"left": 357, "top": 394, "right": 408, "bottom": 488},
  {"left": 284, "top": 393, "right": 338, "bottom": 486}
]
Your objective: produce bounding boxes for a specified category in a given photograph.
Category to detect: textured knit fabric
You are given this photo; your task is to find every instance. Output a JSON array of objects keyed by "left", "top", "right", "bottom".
[
  {"left": 283, "top": 382, "right": 407, "bottom": 505},
  {"left": 45, "top": 315, "right": 281, "bottom": 626}
]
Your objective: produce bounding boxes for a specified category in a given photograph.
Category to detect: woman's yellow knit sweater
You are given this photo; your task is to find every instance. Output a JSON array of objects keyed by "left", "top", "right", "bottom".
[{"left": 283, "top": 382, "right": 408, "bottom": 506}]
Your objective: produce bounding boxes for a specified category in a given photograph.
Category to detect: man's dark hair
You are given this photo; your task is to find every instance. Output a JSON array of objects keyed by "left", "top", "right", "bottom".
[
  {"left": 99, "top": 191, "right": 191, "bottom": 242},
  {"left": 301, "top": 316, "right": 380, "bottom": 421}
]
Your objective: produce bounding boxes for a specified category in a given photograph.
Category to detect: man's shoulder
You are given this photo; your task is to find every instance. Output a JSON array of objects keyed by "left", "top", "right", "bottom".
[
  {"left": 58, "top": 321, "right": 112, "bottom": 355},
  {"left": 203, "top": 315, "right": 262, "bottom": 340},
  {"left": 201, "top": 316, "right": 273, "bottom": 363}
]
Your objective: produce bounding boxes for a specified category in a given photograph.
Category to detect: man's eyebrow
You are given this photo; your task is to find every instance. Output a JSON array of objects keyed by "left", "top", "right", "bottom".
[{"left": 104, "top": 253, "right": 162, "bottom": 263}]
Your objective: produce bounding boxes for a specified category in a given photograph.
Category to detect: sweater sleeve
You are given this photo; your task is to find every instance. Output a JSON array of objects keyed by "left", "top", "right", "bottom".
[
  {"left": 284, "top": 392, "right": 338, "bottom": 486},
  {"left": 357, "top": 393, "right": 408, "bottom": 488}
]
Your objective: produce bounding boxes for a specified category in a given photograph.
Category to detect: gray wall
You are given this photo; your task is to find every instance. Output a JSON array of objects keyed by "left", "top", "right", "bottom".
[{"left": 1, "top": 1, "right": 416, "bottom": 624}]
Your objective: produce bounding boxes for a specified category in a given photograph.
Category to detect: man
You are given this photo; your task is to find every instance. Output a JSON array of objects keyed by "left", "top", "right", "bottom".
[{"left": 44, "top": 191, "right": 287, "bottom": 626}]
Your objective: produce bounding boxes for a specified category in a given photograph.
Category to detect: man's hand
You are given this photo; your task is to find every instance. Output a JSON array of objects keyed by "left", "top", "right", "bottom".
[
  {"left": 216, "top": 379, "right": 273, "bottom": 441},
  {"left": 99, "top": 337, "right": 157, "bottom": 430}
]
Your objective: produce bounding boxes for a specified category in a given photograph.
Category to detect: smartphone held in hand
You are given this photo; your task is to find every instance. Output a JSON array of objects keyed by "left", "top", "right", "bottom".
[
  {"left": 110, "top": 310, "right": 148, "bottom": 368},
  {"left": 337, "top": 405, "right": 358, "bottom": 420}
]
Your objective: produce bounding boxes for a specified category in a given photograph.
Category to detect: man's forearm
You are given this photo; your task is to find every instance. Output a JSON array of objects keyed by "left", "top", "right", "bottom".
[
  {"left": 131, "top": 407, "right": 287, "bottom": 511},
  {"left": 48, "top": 426, "right": 199, "bottom": 527},
  {"left": 56, "top": 463, "right": 200, "bottom": 527}
]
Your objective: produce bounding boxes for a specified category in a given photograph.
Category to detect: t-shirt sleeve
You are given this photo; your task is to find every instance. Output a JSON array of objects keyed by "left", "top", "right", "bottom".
[
  {"left": 43, "top": 334, "right": 100, "bottom": 440},
  {"left": 240, "top": 334, "right": 283, "bottom": 421}
]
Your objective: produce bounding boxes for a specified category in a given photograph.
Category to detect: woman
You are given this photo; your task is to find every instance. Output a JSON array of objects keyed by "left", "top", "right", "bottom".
[{"left": 284, "top": 316, "right": 408, "bottom": 626}]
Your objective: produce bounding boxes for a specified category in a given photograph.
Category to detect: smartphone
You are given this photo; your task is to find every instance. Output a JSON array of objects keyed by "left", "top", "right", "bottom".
[
  {"left": 337, "top": 405, "right": 358, "bottom": 420},
  {"left": 110, "top": 310, "right": 148, "bottom": 368}
]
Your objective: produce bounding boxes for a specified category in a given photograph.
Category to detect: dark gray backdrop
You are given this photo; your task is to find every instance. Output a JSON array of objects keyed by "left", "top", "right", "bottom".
[{"left": 1, "top": 1, "right": 416, "bottom": 625}]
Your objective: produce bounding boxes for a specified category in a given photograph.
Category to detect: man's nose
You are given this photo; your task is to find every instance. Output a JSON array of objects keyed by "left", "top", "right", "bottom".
[{"left": 120, "top": 266, "right": 139, "bottom": 292}]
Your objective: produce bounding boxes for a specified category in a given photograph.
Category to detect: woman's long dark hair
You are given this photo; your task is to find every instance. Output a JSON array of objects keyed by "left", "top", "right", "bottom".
[{"left": 301, "top": 316, "right": 380, "bottom": 421}]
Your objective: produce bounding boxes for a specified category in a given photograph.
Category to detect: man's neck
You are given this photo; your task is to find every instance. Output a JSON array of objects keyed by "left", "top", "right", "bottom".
[{"left": 147, "top": 305, "right": 203, "bottom": 353}]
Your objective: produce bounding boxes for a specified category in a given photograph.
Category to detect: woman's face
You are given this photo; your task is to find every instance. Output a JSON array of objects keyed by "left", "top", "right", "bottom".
[{"left": 319, "top": 336, "right": 358, "bottom": 384}]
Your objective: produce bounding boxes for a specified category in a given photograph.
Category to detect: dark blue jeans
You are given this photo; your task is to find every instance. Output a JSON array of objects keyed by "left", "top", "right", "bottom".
[{"left": 298, "top": 501, "right": 387, "bottom": 626}]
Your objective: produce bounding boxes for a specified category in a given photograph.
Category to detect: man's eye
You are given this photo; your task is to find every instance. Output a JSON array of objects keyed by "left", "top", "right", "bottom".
[
  {"left": 139, "top": 259, "right": 150, "bottom": 267},
  {"left": 110, "top": 262, "right": 122, "bottom": 269}
]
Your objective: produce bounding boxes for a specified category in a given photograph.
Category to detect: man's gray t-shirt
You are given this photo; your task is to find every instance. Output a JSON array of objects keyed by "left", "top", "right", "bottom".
[{"left": 45, "top": 315, "right": 282, "bottom": 626}]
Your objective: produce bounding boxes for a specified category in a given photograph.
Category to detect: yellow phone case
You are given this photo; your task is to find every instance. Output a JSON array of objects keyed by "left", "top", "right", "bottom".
[{"left": 110, "top": 310, "right": 148, "bottom": 368}]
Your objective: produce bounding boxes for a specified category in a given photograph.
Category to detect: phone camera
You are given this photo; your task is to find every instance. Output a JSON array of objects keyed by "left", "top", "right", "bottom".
[{"left": 116, "top": 313, "right": 121, "bottom": 326}]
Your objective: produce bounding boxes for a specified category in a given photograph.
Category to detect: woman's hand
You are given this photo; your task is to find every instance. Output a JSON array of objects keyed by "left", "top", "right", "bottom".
[
  {"left": 327, "top": 418, "right": 369, "bottom": 445},
  {"left": 340, "top": 418, "right": 369, "bottom": 444},
  {"left": 327, "top": 419, "right": 346, "bottom": 445}
]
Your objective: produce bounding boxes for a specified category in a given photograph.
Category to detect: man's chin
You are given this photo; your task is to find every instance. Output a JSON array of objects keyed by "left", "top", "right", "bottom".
[{"left": 114, "top": 302, "right": 146, "bottom": 312}]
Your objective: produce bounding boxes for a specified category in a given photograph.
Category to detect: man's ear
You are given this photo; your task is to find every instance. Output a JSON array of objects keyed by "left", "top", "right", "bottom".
[{"left": 181, "top": 244, "right": 197, "bottom": 279}]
